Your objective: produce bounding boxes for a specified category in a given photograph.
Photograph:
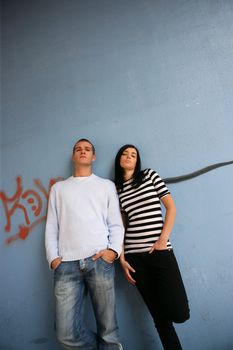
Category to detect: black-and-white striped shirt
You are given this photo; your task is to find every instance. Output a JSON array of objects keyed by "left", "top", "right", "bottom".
[{"left": 118, "top": 168, "right": 172, "bottom": 254}]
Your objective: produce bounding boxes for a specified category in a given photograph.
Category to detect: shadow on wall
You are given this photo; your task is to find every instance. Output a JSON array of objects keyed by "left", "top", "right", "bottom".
[{"left": 0, "top": 160, "right": 232, "bottom": 246}]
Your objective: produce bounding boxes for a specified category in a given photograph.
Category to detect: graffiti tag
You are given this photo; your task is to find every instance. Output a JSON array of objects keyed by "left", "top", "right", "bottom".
[{"left": 0, "top": 176, "right": 63, "bottom": 245}]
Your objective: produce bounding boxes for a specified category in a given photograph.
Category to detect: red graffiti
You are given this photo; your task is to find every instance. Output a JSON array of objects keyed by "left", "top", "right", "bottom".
[{"left": 0, "top": 176, "right": 63, "bottom": 245}]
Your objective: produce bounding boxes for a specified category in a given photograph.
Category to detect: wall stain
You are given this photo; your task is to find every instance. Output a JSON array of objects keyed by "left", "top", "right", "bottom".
[
  {"left": 30, "top": 337, "right": 48, "bottom": 344},
  {"left": 164, "top": 160, "right": 233, "bottom": 183}
]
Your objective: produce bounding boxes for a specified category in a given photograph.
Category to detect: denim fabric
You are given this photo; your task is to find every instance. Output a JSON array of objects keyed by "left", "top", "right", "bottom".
[
  {"left": 126, "top": 250, "right": 190, "bottom": 350},
  {"left": 54, "top": 257, "right": 123, "bottom": 350}
]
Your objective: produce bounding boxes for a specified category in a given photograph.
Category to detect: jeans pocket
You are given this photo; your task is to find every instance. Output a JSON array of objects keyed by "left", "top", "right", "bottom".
[
  {"left": 154, "top": 248, "right": 173, "bottom": 254},
  {"left": 153, "top": 249, "right": 173, "bottom": 263},
  {"left": 54, "top": 261, "right": 72, "bottom": 277},
  {"left": 95, "top": 257, "right": 115, "bottom": 279}
]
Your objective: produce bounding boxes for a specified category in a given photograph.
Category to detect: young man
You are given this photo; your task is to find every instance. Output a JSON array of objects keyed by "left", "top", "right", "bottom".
[{"left": 45, "top": 139, "right": 124, "bottom": 350}]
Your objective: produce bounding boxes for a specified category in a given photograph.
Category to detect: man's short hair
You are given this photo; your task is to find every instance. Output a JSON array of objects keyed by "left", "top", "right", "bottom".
[{"left": 73, "top": 138, "right": 96, "bottom": 154}]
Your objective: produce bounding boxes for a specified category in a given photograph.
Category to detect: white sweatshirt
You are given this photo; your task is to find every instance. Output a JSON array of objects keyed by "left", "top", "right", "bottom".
[{"left": 45, "top": 174, "right": 124, "bottom": 267}]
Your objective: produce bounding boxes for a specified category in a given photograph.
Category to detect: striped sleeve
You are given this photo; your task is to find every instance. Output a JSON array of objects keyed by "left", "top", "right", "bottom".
[{"left": 146, "top": 169, "right": 170, "bottom": 199}]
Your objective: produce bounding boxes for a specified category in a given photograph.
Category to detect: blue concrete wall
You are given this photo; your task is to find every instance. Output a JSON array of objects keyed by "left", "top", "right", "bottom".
[{"left": 1, "top": 1, "right": 233, "bottom": 349}]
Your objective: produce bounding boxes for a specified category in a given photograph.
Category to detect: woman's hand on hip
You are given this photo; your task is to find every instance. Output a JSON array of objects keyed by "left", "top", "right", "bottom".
[{"left": 149, "top": 238, "right": 168, "bottom": 253}]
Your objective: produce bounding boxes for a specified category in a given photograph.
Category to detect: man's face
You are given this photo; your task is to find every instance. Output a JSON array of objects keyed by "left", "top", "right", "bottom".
[{"left": 72, "top": 141, "right": 96, "bottom": 166}]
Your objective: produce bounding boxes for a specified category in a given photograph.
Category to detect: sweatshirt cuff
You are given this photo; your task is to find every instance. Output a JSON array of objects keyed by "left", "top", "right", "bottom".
[{"left": 107, "top": 245, "right": 122, "bottom": 259}]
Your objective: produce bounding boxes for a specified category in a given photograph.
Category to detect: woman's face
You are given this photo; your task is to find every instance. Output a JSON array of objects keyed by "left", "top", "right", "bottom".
[{"left": 120, "top": 147, "right": 137, "bottom": 171}]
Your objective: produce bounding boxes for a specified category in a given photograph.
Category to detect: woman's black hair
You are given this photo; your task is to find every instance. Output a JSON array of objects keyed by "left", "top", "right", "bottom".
[{"left": 114, "top": 144, "right": 144, "bottom": 191}]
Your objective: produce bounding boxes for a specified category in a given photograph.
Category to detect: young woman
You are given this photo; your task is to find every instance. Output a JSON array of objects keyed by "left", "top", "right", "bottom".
[{"left": 114, "top": 144, "right": 190, "bottom": 350}]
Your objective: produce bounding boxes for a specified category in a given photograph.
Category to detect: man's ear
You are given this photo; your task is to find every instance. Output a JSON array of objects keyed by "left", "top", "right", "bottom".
[{"left": 92, "top": 154, "right": 96, "bottom": 162}]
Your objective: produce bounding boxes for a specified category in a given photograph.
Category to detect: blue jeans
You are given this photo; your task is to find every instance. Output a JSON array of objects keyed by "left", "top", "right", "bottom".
[{"left": 54, "top": 257, "right": 123, "bottom": 350}]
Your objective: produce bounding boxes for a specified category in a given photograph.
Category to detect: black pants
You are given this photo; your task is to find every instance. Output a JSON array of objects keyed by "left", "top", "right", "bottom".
[{"left": 126, "top": 250, "right": 190, "bottom": 350}]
